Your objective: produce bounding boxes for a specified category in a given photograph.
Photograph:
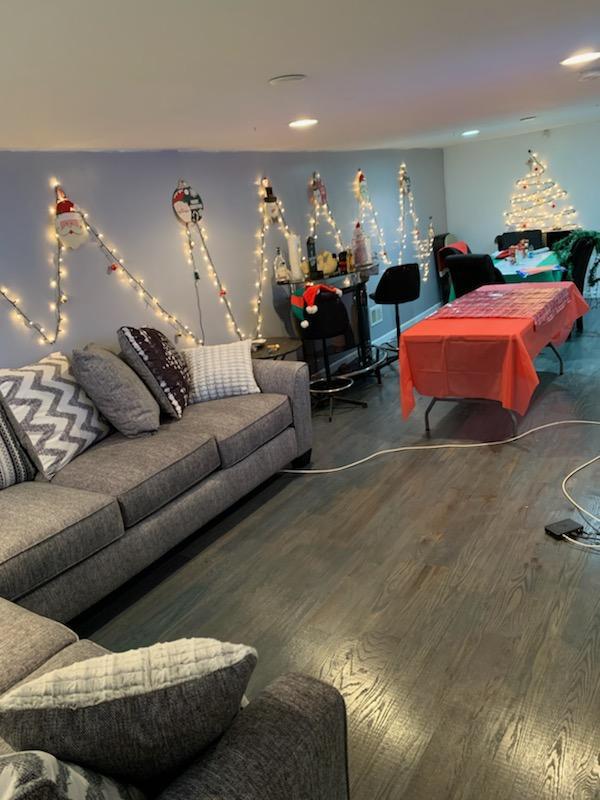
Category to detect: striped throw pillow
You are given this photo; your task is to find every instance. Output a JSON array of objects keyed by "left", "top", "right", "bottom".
[
  {"left": 0, "top": 405, "right": 35, "bottom": 489},
  {"left": 0, "top": 353, "right": 110, "bottom": 480},
  {"left": 182, "top": 340, "right": 260, "bottom": 403}
]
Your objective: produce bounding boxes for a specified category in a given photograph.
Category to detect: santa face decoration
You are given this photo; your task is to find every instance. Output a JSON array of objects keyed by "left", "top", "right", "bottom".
[
  {"left": 55, "top": 186, "right": 88, "bottom": 250},
  {"left": 172, "top": 179, "right": 204, "bottom": 225}
]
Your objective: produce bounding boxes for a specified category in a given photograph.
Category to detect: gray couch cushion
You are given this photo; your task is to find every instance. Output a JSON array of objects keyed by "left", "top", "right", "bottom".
[
  {"left": 176, "top": 394, "right": 292, "bottom": 468},
  {"left": 0, "top": 598, "right": 77, "bottom": 697},
  {"left": 52, "top": 426, "right": 220, "bottom": 528},
  {"left": 72, "top": 344, "right": 160, "bottom": 437},
  {"left": 0, "top": 483, "right": 124, "bottom": 601},
  {"left": 0, "top": 639, "right": 108, "bottom": 756}
]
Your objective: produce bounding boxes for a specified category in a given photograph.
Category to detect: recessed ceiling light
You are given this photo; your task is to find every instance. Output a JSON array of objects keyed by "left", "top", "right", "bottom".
[
  {"left": 560, "top": 51, "right": 600, "bottom": 66},
  {"left": 520, "top": 115, "right": 537, "bottom": 121},
  {"left": 269, "top": 74, "right": 307, "bottom": 85},
  {"left": 289, "top": 118, "right": 318, "bottom": 129},
  {"left": 461, "top": 129, "right": 480, "bottom": 137}
]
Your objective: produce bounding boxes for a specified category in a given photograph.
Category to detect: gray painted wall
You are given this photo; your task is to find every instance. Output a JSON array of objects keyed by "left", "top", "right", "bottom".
[{"left": 0, "top": 149, "right": 446, "bottom": 367}]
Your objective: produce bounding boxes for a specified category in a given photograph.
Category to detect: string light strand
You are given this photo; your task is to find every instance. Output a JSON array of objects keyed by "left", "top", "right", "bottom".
[{"left": 83, "top": 216, "right": 201, "bottom": 344}]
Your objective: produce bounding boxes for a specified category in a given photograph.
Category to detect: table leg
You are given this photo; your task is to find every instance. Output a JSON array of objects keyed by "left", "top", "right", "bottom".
[
  {"left": 546, "top": 343, "right": 564, "bottom": 375},
  {"left": 424, "top": 398, "right": 437, "bottom": 435}
]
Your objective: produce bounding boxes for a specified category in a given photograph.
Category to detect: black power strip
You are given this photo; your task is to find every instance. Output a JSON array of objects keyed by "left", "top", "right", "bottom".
[{"left": 545, "top": 518, "right": 584, "bottom": 540}]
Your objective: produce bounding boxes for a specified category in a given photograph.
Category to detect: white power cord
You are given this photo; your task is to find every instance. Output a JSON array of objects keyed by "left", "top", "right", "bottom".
[{"left": 282, "top": 419, "right": 600, "bottom": 548}]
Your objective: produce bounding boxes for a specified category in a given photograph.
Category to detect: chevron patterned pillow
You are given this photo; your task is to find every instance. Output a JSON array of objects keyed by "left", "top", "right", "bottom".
[
  {"left": 0, "top": 353, "right": 110, "bottom": 480},
  {"left": 0, "top": 405, "right": 36, "bottom": 489}
]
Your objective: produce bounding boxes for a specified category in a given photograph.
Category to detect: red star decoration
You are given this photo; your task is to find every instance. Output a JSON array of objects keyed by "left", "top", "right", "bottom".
[
  {"left": 219, "top": 289, "right": 227, "bottom": 297},
  {"left": 110, "top": 263, "right": 119, "bottom": 272}
]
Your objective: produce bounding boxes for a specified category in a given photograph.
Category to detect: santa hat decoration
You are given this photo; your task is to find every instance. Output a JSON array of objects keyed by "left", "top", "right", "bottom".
[
  {"left": 54, "top": 186, "right": 88, "bottom": 250},
  {"left": 172, "top": 179, "right": 204, "bottom": 225},
  {"left": 291, "top": 283, "right": 342, "bottom": 329}
]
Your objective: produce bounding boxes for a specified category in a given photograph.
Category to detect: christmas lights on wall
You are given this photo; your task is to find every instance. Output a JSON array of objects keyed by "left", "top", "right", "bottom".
[
  {"left": 172, "top": 178, "right": 244, "bottom": 343},
  {"left": 253, "top": 176, "right": 296, "bottom": 339},
  {"left": 0, "top": 182, "right": 79, "bottom": 346},
  {"left": 397, "top": 163, "right": 434, "bottom": 281},
  {"left": 503, "top": 150, "right": 578, "bottom": 232},
  {"left": 307, "top": 172, "right": 345, "bottom": 253},
  {"left": 353, "top": 169, "right": 390, "bottom": 266}
]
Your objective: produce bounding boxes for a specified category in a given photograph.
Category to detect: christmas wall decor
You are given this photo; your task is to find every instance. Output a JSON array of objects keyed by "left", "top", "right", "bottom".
[
  {"left": 307, "top": 172, "right": 345, "bottom": 253},
  {"left": 0, "top": 181, "right": 72, "bottom": 346},
  {"left": 397, "top": 163, "right": 434, "bottom": 281},
  {"left": 173, "top": 179, "right": 244, "bottom": 342},
  {"left": 503, "top": 150, "right": 578, "bottom": 232},
  {"left": 253, "top": 176, "right": 296, "bottom": 339},
  {"left": 353, "top": 169, "right": 390, "bottom": 265},
  {"left": 54, "top": 185, "right": 88, "bottom": 250}
]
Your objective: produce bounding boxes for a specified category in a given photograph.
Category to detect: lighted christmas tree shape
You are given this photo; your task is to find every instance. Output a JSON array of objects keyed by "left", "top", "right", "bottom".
[
  {"left": 397, "top": 163, "right": 434, "bottom": 282},
  {"left": 503, "top": 150, "right": 578, "bottom": 232},
  {"left": 353, "top": 169, "right": 391, "bottom": 265}
]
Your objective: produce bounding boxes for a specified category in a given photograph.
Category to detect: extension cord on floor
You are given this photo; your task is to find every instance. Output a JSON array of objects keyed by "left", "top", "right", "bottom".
[{"left": 281, "top": 419, "right": 600, "bottom": 548}]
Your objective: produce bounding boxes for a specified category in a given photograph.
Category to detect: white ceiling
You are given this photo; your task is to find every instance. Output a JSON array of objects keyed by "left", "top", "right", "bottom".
[{"left": 1, "top": 0, "right": 599, "bottom": 151}]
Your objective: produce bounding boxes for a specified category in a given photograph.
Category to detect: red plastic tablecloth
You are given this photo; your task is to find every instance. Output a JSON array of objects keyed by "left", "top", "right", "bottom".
[{"left": 399, "top": 282, "right": 588, "bottom": 418}]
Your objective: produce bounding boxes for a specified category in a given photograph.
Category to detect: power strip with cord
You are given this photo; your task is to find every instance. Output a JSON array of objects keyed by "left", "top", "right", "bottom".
[{"left": 280, "top": 419, "right": 600, "bottom": 550}]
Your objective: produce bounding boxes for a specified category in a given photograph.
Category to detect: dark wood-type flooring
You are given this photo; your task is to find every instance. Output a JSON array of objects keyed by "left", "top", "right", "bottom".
[{"left": 77, "top": 310, "right": 600, "bottom": 800}]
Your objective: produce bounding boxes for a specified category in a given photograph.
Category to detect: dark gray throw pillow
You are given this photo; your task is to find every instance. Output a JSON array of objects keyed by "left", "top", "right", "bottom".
[
  {"left": 71, "top": 345, "right": 160, "bottom": 438},
  {"left": 118, "top": 327, "right": 190, "bottom": 419},
  {"left": 0, "top": 638, "right": 257, "bottom": 785}
]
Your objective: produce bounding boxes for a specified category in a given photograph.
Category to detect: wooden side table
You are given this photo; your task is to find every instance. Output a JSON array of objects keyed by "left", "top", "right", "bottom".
[{"left": 251, "top": 337, "right": 302, "bottom": 361}]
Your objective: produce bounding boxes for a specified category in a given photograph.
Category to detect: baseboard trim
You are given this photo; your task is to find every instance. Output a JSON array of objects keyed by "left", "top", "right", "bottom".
[{"left": 372, "top": 302, "right": 441, "bottom": 346}]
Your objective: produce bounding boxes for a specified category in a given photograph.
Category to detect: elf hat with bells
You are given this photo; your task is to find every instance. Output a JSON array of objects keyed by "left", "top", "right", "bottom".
[{"left": 291, "top": 283, "right": 342, "bottom": 329}]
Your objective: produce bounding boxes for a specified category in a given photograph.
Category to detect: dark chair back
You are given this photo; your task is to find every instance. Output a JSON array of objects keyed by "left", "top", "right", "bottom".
[
  {"left": 371, "top": 263, "right": 420, "bottom": 306},
  {"left": 299, "top": 291, "right": 352, "bottom": 341},
  {"left": 570, "top": 237, "right": 595, "bottom": 294},
  {"left": 545, "top": 230, "right": 572, "bottom": 249},
  {"left": 437, "top": 242, "right": 471, "bottom": 275},
  {"left": 446, "top": 254, "right": 505, "bottom": 299},
  {"left": 496, "top": 230, "right": 543, "bottom": 250}
]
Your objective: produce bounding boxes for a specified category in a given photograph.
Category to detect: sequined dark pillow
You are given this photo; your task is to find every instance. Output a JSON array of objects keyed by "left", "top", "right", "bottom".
[{"left": 118, "top": 327, "right": 190, "bottom": 419}]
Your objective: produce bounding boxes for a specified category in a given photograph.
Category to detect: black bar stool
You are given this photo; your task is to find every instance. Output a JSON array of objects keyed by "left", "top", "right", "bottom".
[
  {"left": 369, "top": 263, "right": 420, "bottom": 360},
  {"left": 299, "top": 291, "right": 368, "bottom": 422}
]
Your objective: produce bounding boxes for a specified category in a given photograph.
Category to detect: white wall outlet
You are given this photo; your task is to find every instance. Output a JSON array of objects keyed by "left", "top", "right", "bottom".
[{"left": 370, "top": 304, "right": 383, "bottom": 326}]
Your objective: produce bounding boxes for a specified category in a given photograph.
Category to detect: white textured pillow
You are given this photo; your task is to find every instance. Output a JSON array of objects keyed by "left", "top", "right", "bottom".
[
  {"left": 0, "top": 638, "right": 257, "bottom": 784},
  {"left": 183, "top": 340, "right": 260, "bottom": 403}
]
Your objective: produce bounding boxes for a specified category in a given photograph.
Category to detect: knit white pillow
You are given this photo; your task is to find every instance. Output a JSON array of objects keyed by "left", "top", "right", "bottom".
[
  {"left": 0, "top": 638, "right": 257, "bottom": 784},
  {"left": 183, "top": 340, "right": 260, "bottom": 404}
]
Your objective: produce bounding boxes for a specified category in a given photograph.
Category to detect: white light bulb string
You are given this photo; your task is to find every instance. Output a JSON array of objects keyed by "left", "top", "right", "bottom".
[
  {"left": 281, "top": 419, "right": 600, "bottom": 547},
  {"left": 186, "top": 222, "right": 244, "bottom": 341},
  {"left": 0, "top": 222, "right": 67, "bottom": 346},
  {"left": 183, "top": 225, "right": 206, "bottom": 344},
  {"left": 397, "top": 163, "right": 433, "bottom": 282},
  {"left": 504, "top": 151, "right": 578, "bottom": 233},
  {"left": 83, "top": 216, "right": 201, "bottom": 344},
  {"left": 254, "top": 180, "right": 295, "bottom": 339},
  {"left": 356, "top": 189, "right": 390, "bottom": 266},
  {"left": 308, "top": 178, "right": 344, "bottom": 253}
]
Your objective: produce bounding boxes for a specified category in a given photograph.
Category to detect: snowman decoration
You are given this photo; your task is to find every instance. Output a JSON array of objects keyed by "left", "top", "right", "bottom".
[
  {"left": 55, "top": 186, "right": 88, "bottom": 250},
  {"left": 172, "top": 179, "right": 204, "bottom": 225}
]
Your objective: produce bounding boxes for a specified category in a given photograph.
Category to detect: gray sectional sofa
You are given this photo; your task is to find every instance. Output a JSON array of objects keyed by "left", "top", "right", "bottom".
[
  {"left": 0, "top": 358, "right": 312, "bottom": 622},
  {"left": 0, "top": 598, "right": 350, "bottom": 799}
]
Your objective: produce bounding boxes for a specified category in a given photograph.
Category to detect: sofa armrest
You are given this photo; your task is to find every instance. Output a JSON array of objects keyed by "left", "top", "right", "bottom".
[
  {"left": 252, "top": 360, "right": 312, "bottom": 459},
  {"left": 0, "top": 598, "right": 78, "bottom": 696},
  {"left": 158, "top": 673, "right": 349, "bottom": 800}
]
